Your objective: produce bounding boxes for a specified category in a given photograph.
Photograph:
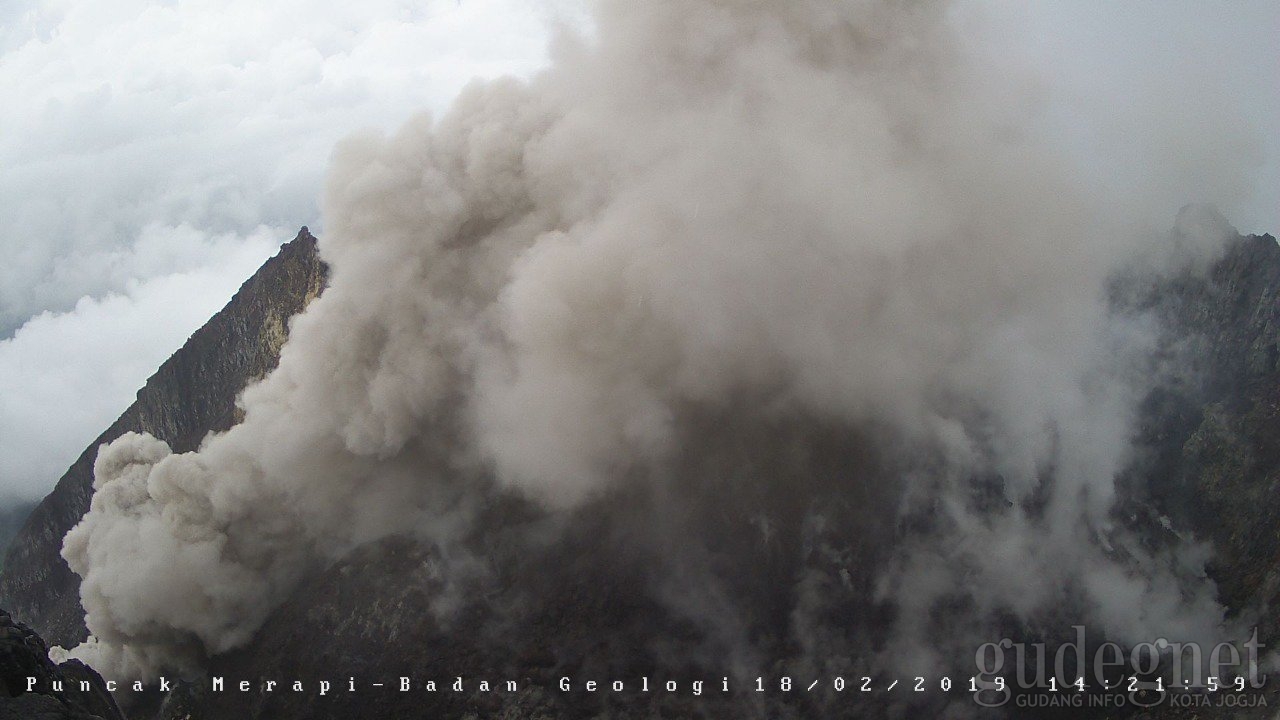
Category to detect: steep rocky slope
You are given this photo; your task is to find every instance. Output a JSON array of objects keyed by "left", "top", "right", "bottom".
[
  {"left": 0, "top": 502, "right": 35, "bottom": 574},
  {"left": 0, "top": 229, "right": 327, "bottom": 649},
  {"left": 1142, "top": 232, "right": 1280, "bottom": 637},
  {"left": 1100, "top": 229, "right": 1280, "bottom": 620}
]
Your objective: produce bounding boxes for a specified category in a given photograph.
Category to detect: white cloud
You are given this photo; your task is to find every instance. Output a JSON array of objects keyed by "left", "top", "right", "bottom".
[
  {"left": 0, "top": 0, "right": 557, "bottom": 334},
  {"left": 985, "top": 0, "right": 1279, "bottom": 235}
]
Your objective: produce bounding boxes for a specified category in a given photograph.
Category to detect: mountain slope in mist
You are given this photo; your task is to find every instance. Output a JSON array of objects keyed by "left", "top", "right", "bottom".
[
  {"left": 0, "top": 229, "right": 328, "bottom": 649},
  {"left": 1128, "top": 227, "right": 1280, "bottom": 639},
  {"left": 0, "top": 502, "right": 34, "bottom": 574}
]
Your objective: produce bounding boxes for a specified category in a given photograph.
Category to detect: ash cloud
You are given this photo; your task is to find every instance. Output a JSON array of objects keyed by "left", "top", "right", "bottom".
[
  {"left": 0, "top": 0, "right": 553, "bottom": 501},
  {"left": 62, "top": 0, "right": 1262, "bottom": 680}
]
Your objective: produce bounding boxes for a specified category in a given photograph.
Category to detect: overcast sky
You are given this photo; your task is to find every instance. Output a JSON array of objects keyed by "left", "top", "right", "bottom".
[{"left": 0, "top": 0, "right": 1276, "bottom": 502}]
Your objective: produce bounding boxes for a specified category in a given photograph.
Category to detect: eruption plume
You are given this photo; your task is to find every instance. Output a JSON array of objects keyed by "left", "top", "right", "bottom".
[{"left": 62, "top": 0, "right": 1257, "bottom": 680}]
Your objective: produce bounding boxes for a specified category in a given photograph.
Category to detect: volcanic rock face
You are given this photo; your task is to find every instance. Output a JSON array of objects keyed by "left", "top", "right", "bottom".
[
  {"left": 0, "top": 607, "right": 124, "bottom": 720},
  {"left": 0, "top": 229, "right": 327, "bottom": 649},
  {"left": 1136, "top": 231, "right": 1280, "bottom": 633}
]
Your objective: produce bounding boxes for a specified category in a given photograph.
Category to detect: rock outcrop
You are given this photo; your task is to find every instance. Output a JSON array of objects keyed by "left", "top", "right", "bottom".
[
  {"left": 0, "top": 607, "right": 124, "bottom": 720},
  {"left": 1142, "top": 232, "right": 1280, "bottom": 636},
  {"left": 0, "top": 229, "right": 327, "bottom": 649}
]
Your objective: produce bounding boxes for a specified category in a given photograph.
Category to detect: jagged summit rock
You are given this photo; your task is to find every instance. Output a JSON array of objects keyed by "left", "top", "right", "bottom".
[{"left": 0, "top": 229, "right": 327, "bottom": 648}]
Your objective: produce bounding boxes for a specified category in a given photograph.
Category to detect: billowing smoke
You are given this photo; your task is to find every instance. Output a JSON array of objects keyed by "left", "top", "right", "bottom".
[{"left": 62, "top": 0, "right": 1257, "bottom": 680}]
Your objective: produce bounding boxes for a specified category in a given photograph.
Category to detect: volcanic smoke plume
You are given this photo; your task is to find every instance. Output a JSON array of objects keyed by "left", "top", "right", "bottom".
[{"left": 61, "top": 0, "right": 1255, "bottom": 679}]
